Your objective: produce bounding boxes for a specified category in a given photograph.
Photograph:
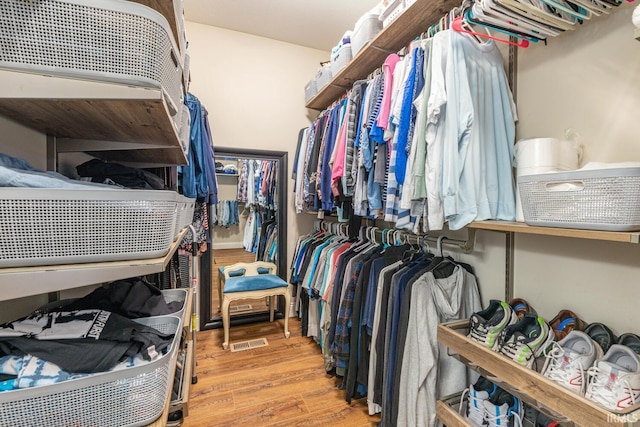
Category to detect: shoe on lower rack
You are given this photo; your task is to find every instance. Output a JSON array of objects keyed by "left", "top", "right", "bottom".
[
  {"left": 549, "top": 309, "right": 587, "bottom": 341},
  {"left": 536, "top": 411, "right": 564, "bottom": 427},
  {"left": 509, "top": 298, "right": 537, "bottom": 320},
  {"left": 542, "top": 330, "right": 603, "bottom": 394},
  {"left": 584, "top": 322, "right": 617, "bottom": 354},
  {"left": 483, "top": 388, "right": 524, "bottom": 427},
  {"left": 468, "top": 300, "right": 518, "bottom": 350},
  {"left": 585, "top": 344, "right": 640, "bottom": 411},
  {"left": 497, "top": 313, "right": 556, "bottom": 369},
  {"left": 459, "top": 376, "right": 498, "bottom": 426},
  {"left": 618, "top": 333, "right": 640, "bottom": 356}
]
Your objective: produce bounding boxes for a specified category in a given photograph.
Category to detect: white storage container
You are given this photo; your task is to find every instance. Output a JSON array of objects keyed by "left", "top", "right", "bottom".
[
  {"left": 174, "top": 194, "right": 196, "bottom": 240},
  {"left": 0, "top": 188, "right": 180, "bottom": 267},
  {"left": 331, "top": 43, "right": 353, "bottom": 74},
  {"left": 514, "top": 137, "right": 582, "bottom": 221},
  {"left": 519, "top": 167, "right": 640, "bottom": 231},
  {"left": 316, "top": 64, "right": 333, "bottom": 89},
  {"left": 351, "top": 13, "right": 383, "bottom": 56},
  {"left": 305, "top": 79, "right": 318, "bottom": 102},
  {"left": 380, "top": 0, "right": 405, "bottom": 28},
  {"left": 0, "top": 316, "right": 181, "bottom": 427},
  {"left": 0, "top": 0, "right": 184, "bottom": 119}
]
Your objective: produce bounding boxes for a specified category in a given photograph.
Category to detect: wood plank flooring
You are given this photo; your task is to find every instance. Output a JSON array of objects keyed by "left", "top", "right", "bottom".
[{"left": 183, "top": 315, "right": 379, "bottom": 427}]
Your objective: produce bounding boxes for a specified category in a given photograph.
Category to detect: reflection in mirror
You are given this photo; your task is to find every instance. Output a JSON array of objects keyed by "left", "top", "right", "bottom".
[{"left": 199, "top": 147, "right": 287, "bottom": 330}]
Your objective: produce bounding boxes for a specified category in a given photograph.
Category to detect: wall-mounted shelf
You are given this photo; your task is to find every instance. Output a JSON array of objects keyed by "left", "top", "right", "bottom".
[
  {"left": 305, "top": 0, "right": 457, "bottom": 110},
  {"left": 0, "top": 70, "right": 187, "bottom": 166},
  {"left": 467, "top": 220, "right": 640, "bottom": 244},
  {"left": 0, "top": 228, "right": 189, "bottom": 301},
  {"left": 437, "top": 320, "right": 640, "bottom": 427},
  {"left": 216, "top": 173, "right": 239, "bottom": 177}
]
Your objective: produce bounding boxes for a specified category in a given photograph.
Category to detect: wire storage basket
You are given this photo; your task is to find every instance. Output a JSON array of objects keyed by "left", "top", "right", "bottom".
[
  {"left": 159, "top": 288, "right": 188, "bottom": 319},
  {"left": 173, "top": 195, "right": 196, "bottom": 241},
  {"left": 518, "top": 168, "right": 640, "bottom": 231},
  {"left": 0, "top": 0, "right": 184, "bottom": 117},
  {"left": 0, "top": 188, "right": 179, "bottom": 267},
  {"left": 0, "top": 315, "right": 182, "bottom": 427}
]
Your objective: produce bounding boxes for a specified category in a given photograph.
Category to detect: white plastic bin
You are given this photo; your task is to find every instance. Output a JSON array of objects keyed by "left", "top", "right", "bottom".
[
  {"left": 305, "top": 79, "right": 318, "bottom": 102},
  {"left": 351, "top": 13, "right": 383, "bottom": 56},
  {"left": 316, "top": 64, "right": 333, "bottom": 89},
  {"left": 519, "top": 168, "right": 640, "bottom": 231},
  {"left": 331, "top": 43, "right": 353, "bottom": 74},
  {"left": 0, "top": 316, "right": 182, "bottom": 427},
  {"left": 514, "top": 137, "right": 582, "bottom": 222}
]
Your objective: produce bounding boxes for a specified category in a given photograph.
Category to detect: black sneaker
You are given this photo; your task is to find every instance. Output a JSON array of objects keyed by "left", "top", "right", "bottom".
[
  {"left": 536, "top": 410, "right": 563, "bottom": 427},
  {"left": 584, "top": 322, "right": 617, "bottom": 354},
  {"left": 618, "top": 333, "right": 640, "bottom": 356}
]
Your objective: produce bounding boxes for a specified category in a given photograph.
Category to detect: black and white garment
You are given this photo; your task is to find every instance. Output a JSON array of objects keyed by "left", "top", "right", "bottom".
[{"left": 0, "top": 310, "right": 174, "bottom": 373}]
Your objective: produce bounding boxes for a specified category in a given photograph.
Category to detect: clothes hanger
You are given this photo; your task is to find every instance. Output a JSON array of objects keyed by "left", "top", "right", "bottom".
[
  {"left": 477, "top": 0, "right": 564, "bottom": 36},
  {"left": 452, "top": 16, "right": 531, "bottom": 47},
  {"left": 466, "top": 9, "right": 544, "bottom": 42}
]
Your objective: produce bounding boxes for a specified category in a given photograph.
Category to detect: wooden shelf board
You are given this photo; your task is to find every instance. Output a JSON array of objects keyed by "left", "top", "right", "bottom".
[
  {"left": 305, "top": 0, "right": 457, "bottom": 110},
  {"left": 0, "top": 70, "right": 186, "bottom": 165},
  {"left": 436, "top": 399, "right": 471, "bottom": 427},
  {"left": 468, "top": 220, "right": 640, "bottom": 244},
  {"left": 0, "top": 228, "right": 189, "bottom": 301},
  {"left": 438, "top": 321, "right": 640, "bottom": 426}
]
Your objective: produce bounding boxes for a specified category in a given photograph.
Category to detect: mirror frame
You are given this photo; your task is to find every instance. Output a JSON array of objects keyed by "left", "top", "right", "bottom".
[{"left": 199, "top": 147, "right": 288, "bottom": 330}]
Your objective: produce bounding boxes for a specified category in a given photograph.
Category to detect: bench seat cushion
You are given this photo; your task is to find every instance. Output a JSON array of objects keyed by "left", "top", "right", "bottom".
[{"left": 223, "top": 274, "right": 288, "bottom": 293}]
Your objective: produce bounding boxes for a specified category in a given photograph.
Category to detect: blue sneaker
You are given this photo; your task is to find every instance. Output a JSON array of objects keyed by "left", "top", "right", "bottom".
[
  {"left": 460, "top": 376, "right": 498, "bottom": 425},
  {"left": 483, "top": 388, "right": 524, "bottom": 427}
]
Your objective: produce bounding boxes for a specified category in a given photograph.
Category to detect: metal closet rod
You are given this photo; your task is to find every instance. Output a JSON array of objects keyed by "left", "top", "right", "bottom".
[{"left": 314, "top": 218, "right": 476, "bottom": 254}]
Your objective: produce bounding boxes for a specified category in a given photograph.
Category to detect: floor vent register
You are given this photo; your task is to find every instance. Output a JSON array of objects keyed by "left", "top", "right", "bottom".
[{"left": 230, "top": 338, "right": 269, "bottom": 352}]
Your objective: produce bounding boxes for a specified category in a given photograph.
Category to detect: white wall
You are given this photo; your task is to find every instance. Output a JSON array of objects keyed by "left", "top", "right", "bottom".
[
  {"left": 185, "top": 21, "right": 326, "bottom": 268},
  {"left": 504, "top": 3, "right": 639, "bottom": 334},
  {"left": 0, "top": 115, "right": 47, "bottom": 168}
]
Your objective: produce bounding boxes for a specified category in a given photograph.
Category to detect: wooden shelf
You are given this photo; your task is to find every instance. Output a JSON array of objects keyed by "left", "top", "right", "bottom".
[
  {"left": 467, "top": 220, "right": 640, "bottom": 244},
  {"left": 437, "top": 320, "right": 640, "bottom": 427},
  {"left": 305, "top": 0, "right": 456, "bottom": 110},
  {"left": 216, "top": 173, "right": 239, "bottom": 177},
  {"left": 0, "top": 227, "right": 189, "bottom": 301},
  {"left": 0, "top": 70, "right": 187, "bottom": 166},
  {"left": 436, "top": 397, "right": 471, "bottom": 427}
]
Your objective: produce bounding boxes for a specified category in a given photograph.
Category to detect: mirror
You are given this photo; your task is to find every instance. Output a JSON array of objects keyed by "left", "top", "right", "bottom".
[{"left": 199, "top": 147, "right": 288, "bottom": 330}]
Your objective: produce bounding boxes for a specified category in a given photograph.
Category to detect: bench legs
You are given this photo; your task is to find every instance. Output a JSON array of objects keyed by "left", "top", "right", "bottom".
[{"left": 222, "top": 287, "right": 291, "bottom": 350}]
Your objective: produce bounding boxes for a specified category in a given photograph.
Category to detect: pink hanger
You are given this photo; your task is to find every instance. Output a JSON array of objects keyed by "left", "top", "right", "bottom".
[{"left": 451, "top": 16, "right": 530, "bottom": 48}]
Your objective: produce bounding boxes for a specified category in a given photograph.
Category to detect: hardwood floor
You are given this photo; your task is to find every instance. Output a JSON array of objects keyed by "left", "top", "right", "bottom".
[{"left": 184, "top": 315, "right": 379, "bottom": 426}]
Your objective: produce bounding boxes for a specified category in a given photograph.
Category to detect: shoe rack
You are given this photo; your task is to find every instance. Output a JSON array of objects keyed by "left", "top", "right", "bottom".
[{"left": 436, "top": 320, "right": 640, "bottom": 426}]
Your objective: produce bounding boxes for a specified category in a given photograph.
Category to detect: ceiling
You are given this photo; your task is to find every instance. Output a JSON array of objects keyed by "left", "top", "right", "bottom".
[{"left": 183, "top": 0, "right": 381, "bottom": 51}]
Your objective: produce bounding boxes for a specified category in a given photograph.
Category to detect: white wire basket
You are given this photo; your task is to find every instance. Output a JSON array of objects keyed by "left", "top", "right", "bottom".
[
  {"left": 174, "top": 195, "right": 196, "bottom": 241},
  {"left": 519, "top": 168, "right": 640, "bottom": 231},
  {"left": 0, "top": 188, "right": 179, "bottom": 267},
  {"left": 0, "top": 0, "right": 184, "bottom": 117},
  {"left": 351, "top": 13, "right": 383, "bottom": 56},
  {"left": 0, "top": 315, "right": 181, "bottom": 427},
  {"left": 160, "top": 288, "right": 188, "bottom": 320}
]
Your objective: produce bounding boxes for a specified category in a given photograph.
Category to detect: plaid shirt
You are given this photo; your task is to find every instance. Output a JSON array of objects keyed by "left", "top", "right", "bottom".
[
  {"left": 333, "top": 261, "right": 363, "bottom": 371},
  {"left": 237, "top": 160, "right": 248, "bottom": 203}
]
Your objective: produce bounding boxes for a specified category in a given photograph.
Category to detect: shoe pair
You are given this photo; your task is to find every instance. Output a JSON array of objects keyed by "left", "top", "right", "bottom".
[
  {"left": 460, "top": 376, "right": 524, "bottom": 427},
  {"left": 585, "top": 322, "right": 640, "bottom": 355},
  {"left": 542, "top": 330, "right": 640, "bottom": 411},
  {"left": 468, "top": 299, "right": 555, "bottom": 369}
]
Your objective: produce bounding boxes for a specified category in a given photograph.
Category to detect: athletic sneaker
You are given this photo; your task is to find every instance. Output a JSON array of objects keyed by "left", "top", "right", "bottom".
[
  {"left": 459, "top": 376, "right": 498, "bottom": 426},
  {"left": 585, "top": 322, "right": 617, "bottom": 354},
  {"left": 618, "top": 333, "right": 640, "bottom": 356},
  {"left": 585, "top": 344, "right": 640, "bottom": 411},
  {"left": 549, "top": 309, "right": 586, "bottom": 341},
  {"left": 496, "top": 314, "right": 556, "bottom": 369},
  {"left": 468, "top": 300, "right": 518, "bottom": 350},
  {"left": 542, "top": 330, "right": 602, "bottom": 394},
  {"left": 509, "top": 298, "right": 536, "bottom": 320},
  {"left": 483, "top": 388, "right": 524, "bottom": 427},
  {"left": 535, "top": 411, "right": 564, "bottom": 427}
]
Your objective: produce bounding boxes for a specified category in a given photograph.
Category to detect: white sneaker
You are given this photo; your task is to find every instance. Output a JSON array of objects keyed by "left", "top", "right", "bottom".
[
  {"left": 585, "top": 344, "right": 640, "bottom": 411},
  {"left": 542, "top": 330, "right": 603, "bottom": 394},
  {"left": 459, "top": 376, "right": 498, "bottom": 426},
  {"left": 468, "top": 300, "right": 518, "bottom": 350},
  {"left": 483, "top": 388, "right": 524, "bottom": 427}
]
